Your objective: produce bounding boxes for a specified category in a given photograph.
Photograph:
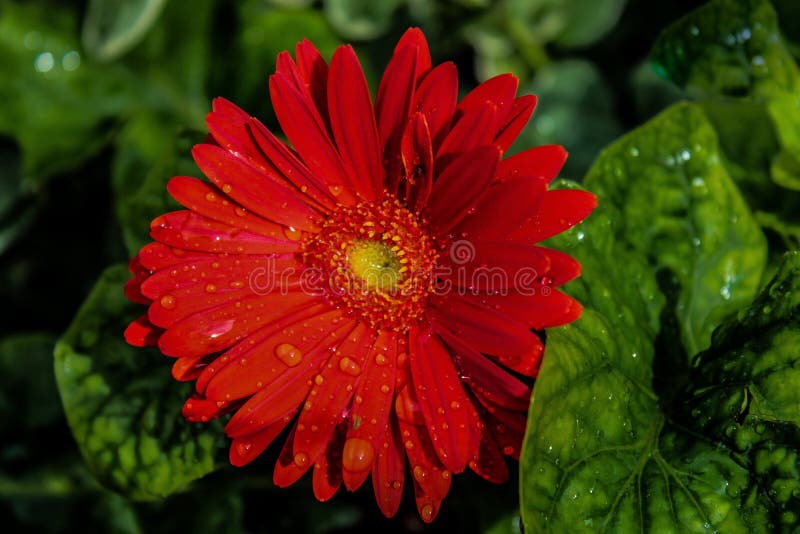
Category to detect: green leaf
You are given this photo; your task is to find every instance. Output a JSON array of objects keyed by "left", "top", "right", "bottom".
[
  {"left": 54, "top": 265, "right": 224, "bottom": 500},
  {"left": 584, "top": 102, "right": 767, "bottom": 356},
  {"left": 0, "top": 2, "right": 134, "bottom": 185},
  {"left": 651, "top": 0, "right": 800, "bottom": 200},
  {"left": 520, "top": 186, "right": 761, "bottom": 531},
  {"left": 513, "top": 60, "right": 623, "bottom": 179},
  {"left": 685, "top": 251, "right": 800, "bottom": 529},
  {"left": 323, "top": 0, "right": 403, "bottom": 41},
  {"left": 505, "top": 0, "right": 628, "bottom": 48},
  {"left": 520, "top": 188, "right": 776, "bottom": 531},
  {"left": 82, "top": 0, "right": 168, "bottom": 62}
]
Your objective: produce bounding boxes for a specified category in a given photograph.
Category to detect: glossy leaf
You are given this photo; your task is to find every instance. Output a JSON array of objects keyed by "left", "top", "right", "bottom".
[
  {"left": 584, "top": 102, "right": 767, "bottom": 356},
  {"left": 54, "top": 265, "right": 224, "bottom": 500}
]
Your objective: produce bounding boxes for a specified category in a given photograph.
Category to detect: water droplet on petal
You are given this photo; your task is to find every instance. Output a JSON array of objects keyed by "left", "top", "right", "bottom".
[
  {"left": 160, "top": 294, "right": 176, "bottom": 309},
  {"left": 284, "top": 226, "right": 302, "bottom": 241},
  {"left": 236, "top": 440, "right": 252, "bottom": 457},
  {"left": 205, "top": 192, "right": 217, "bottom": 202},
  {"left": 342, "top": 438, "right": 374, "bottom": 472},
  {"left": 380, "top": 384, "right": 390, "bottom": 394},
  {"left": 293, "top": 452, "right": 309, "bottom": 467},
  {"left": 328, "top": 185, "right": 343, "bottom": 196},
  {"left": 205, "top": 283, "right": 217, "bottom": 293},
  {"left": 275, "top": 343, "right": 303, "bottom": 366},
  {"left": 222, "top": 184, "right": 233, "bottom": 194},
  {"left": 420, "top": 504, "right": 434, "bottom": 522},
  {"left": 339, "top": 356, "right": 362, "bottom": 376},
  {"left": 413, "top": 465, "right": 428, "bottom": 482}
]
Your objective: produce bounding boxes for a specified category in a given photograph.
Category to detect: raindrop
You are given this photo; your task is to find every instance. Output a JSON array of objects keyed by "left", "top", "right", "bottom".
[
  {"left": 342, "top": 438, "right": 374, "bottom": 472},
  {"left": 339, "top": 356, "right": 362, "bottom": 376},
  {"left": 160, "top": 294, "right": 176, "bottom": 309},
  {"left": 275, "top": 343, "right": 303, "bottom": 366},
  {"left": 284, "top": 227, "right": 302, "bottom": 241},
  {"left": 329, "top": 185, "right": 343, "bottom": 196},
  {"left": 293, "top": 451, "right": 309, "bottom": 467}
]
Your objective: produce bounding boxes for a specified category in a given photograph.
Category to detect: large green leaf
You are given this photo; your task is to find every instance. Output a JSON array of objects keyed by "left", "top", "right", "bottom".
[
  {"left": 651, "top": 0, "right": 800, "bottom": 195},
  {"left": 519, "top": 202, "right": 799, "bottom": 532},
  {"left": 54, "top": 265, "right": 224, "bottom": 500},
  {"left": 685, "top": 251, "right": 800, "bottom": 528},
  {"left": 584, "top": 102, "right": 767, "bottom": 356}
]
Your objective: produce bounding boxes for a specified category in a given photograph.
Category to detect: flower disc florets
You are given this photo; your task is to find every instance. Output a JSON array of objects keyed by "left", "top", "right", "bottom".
[{"left": 302, "top": 196, "right": 438, "bottom": 332}]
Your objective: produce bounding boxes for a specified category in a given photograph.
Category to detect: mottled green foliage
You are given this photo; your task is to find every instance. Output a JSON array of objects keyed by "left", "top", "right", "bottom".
[
  {"left": 584, "top": 103, "right": 767, "bottom": 355},
  {"left": 686, "top": 251, "right": 800, "bottom": 529},
  {"left": 54, "top": 266, "right": 224, "bottom": 500},
  {"left": 652, "top": 0, "right": 800, "bottom": 230},
  {"left": 324, "top": 0, "right": 403, "bottom": 41}
]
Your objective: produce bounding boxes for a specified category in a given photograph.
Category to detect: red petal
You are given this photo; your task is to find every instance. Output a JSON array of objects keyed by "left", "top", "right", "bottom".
[
  {"left": 452, "top": 177, "right": 546, "bottom": 242},
  {"left": 436, "top": 103, "right": 497, "bottom": 171},
  {"left": 124, "top": 314, "right": 162, "bottom": 347},
  {"left": 398, "top": 419, "right": 452, "bottom": 501},
  {"left": 438, "top": 241, "right": 550, "bottom": 291},
  {"left": 248, "top": 119, "right": 338, "bottom": 211},
  {"left": 125, "top": 272, "right": 151, "bottom": 305},
  {"left": 273, "top": 426, "right": 310, "bottom": 487},
  {"left": 409, "top": 328, "right": 476, "bottom": 473},
  {"left": 412, "top": 62, "right": 458, "bottom": 150},
  {"left": 455, "top": 73, "right": 517, "bottom": 129},
  {"left": 157, "top": 292, "right": 320, "bottom": 358},
  {"left": 328, "top": 46, "right": 383, "bottom": 199},
  {"left": 343, "top": 331, "right": 397, "bottom": 491},
  {"left": 192, "top": 144, "right": 320, "bottom": 231},
  {"left": 182, "top": 393, "right": 235, "bottom": 422},
  {"left": 395, "top": 27, "right": 431, "bottom": 74},
  {"left": 172, "top": 352, "right": 216, "bottom": 381},
  {"left": 207, "top": 98, "right": 262, "bottom": 160},
  {"left": 230, "top": 413, "right": 295, "bottom": 467},
  {"left": 372, "top": 416, "right": 405, "bottom": 518},
  {"left": 292, "top": 323, "right": 374, "bottom": 463},
  {"left": 496, "top": 144, "right": 567, "bottom": 184},
  {"left": 469, "top": 406, "right": 509, "bottom": 484},
  {"left": 270, "top": 73, "right": 356, "bottom": 204},
  {"left": 494, "top": 95, "right": 537, "bottom": 153},
  {"left": 137, "top": 242, "right": 208, "bottom": 271},
  {"left": 401, "top": 112, "right": 433, "bottom": 211},
  {"left": 295, "top": 39, "right": 330, "bottom": 129},
  {"left": 312, "top": 419, "right": 347, "bottom": 502},
  {"left": 536, "top": 246, "right": 582, "bottom": 285},
  {"left": 474, "top": 396, "right": 527, "bottom": 460},
  {"left": 437, "top": 329, "right": 531, "bottom": 412},
  {"left": 168, "top": 176, "right": 301, "bottom": 238},
  {"left": 151, "top": 211, "right": 299, "bottom": 255},
  {"left": 463, "top": 288, "right": 583, "bottom": 330},
  {"left": 511, "top": 189, "right": 597, "bottom": 243},
  {"left": 223, "top": 318, "right": 357, "bottom": 437},
  {"left": 203, "top": 306, "right": 345, "bottom": 402},
  {"left": 426, "top": 145, "right": 499, "bottom": 234},
  {"left": 430, "top": 293, "right": 540, "bottom": 357}
]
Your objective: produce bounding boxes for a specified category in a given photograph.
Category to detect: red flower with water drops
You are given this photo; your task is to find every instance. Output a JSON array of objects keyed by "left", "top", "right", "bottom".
[{"left": 124, "top": 28, "right": 596, "bottom": 522}]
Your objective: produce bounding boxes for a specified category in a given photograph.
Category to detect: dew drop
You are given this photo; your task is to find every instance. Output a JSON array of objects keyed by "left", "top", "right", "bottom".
[
  {"left": 420, "top": 504, "right": 434, "bottom": 522},
  {"left": 380, "top": 384, "right": 390, "bottom": 394},
  {"left": 339, "top": 356, "right": 362, "bottom": 376},
  {"left": 275, "top": 343, "right": 303, "bottom": 366},
  {"left": 342, "top": 438, "right": 375, "bottom": 472},
  {"left": 236, "top": 440, "right": 252, "bottom": 457},
  {"left": 160, "top": 294, "right": 176, "bottom": 309},
  {"left": 503, "top": 445, "right": 514, "bottom": 455},
  {"left": 293, "top": 452, "right": 309, "bottom": 467},
  {"left": 284, "top": 226, "right": 302, "bottom": 241},
  {"left": 205, "top": 192, "right": 217, "bottom": 202},
  {"left": 314, "top": 374, "right": 324, "bottom": 386},
  {"left": 413, "top": 465, "right": 428, "bottom": 482},
  {"left": 328, "top": 184, "right": 343, "bottom": 196},
  {"left": 205, "top": 283, "right": 217, "bottom": 293},
  {"left": 375, "top": 353, "right": 388, "bottom": 366},
  {"left": 234, "top": 206, "right": 247, "bottom": 217},
  {"left": 222, "top": 184, "right": 233, "bottom": 194},
  {"left": 450, "top": 401, "right": 461, "bottom": 410}
]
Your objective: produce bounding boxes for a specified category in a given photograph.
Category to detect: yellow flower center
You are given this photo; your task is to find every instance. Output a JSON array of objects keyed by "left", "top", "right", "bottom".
[{"left": 347, "top": 240, "right": 402, "bottom": 291}]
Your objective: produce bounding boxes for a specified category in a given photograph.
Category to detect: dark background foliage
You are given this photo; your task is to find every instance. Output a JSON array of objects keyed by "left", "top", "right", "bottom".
[{"left": 2, "top": 0, "right": 799, "bottom": 532}]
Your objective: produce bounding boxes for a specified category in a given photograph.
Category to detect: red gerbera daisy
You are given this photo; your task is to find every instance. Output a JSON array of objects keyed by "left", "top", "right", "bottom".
[{"left": 124, "top": 28, "right": 596, "bottom": 522}]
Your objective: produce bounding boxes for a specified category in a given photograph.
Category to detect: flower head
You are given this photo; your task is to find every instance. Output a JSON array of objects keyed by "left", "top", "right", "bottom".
[{"left": 124, "top": 28, "right": 596, "bottom": 522}]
